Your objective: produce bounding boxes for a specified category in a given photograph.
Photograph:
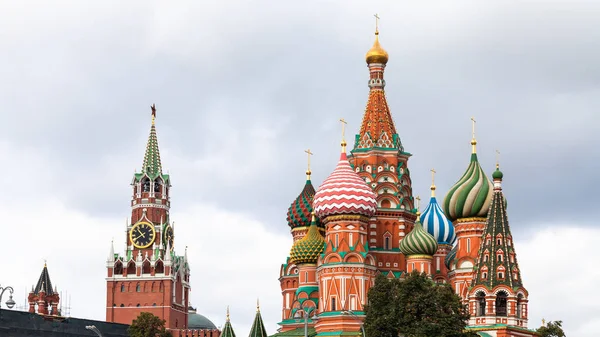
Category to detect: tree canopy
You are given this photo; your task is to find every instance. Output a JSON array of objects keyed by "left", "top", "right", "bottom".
[
  {"left": 537, "top": 320, "right": 566, "bottom": 337},
  {"left": 364, "top": 271, "right": 476, "bottom": 337},
  {"left": 128, "top": 312, "right": 172, "bottom": 337}
]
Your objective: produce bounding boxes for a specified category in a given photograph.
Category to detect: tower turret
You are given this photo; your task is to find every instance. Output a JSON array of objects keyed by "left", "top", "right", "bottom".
[
  {"left": 248, "top": 301, "right": 268, "bottom": 337},
  {"left": 106, "top": 105, "right": 190, "bottom": 331},
  {"left": 348, "top": 15, "right": 416, "bottom": 276},
  {"left": 443, "top": 118, "right": 493, "bottom": 298},
  {"left": 28, "top": 262, "right": 60, "bottom": 316},
  {"left": 467, "top": 165, "right": 529, "bottom": 329}
]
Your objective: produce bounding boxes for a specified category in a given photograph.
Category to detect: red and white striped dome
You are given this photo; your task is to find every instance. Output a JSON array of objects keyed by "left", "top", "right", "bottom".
[{"left": 313, "top": 153, "right": 377, "bottom": 218}]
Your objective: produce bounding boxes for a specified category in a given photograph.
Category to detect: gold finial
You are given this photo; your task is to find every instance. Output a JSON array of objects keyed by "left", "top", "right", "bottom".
[
  {"left": 256, "top": 298, "right": 260, "bottom": 312},
  {"left": 430, "top": 169, "right": 436, "bottom": 197},
  {"left": 226, "top": 305, "right": 230, "bottom": 322},
  {"left": 415, "top": 195, "right": 421, "bottom": 220},
  {"left": 495, "top": 149, "right": 500, "bottom": 169},
  {"left": 366, "top": 14, "right": 389, "bottom": 64},
  {"left": 44, "top": 259, "right": 47, "bottom": 268},
  {"left": 340, "top": 118, "right": 348, "bottom": 153},
  {"left": 374, "top": 13, "right": 380, "bottom": 35},
  {"left": 470, "top": 117, "right": 477, "bottom": 153},
  {"left": 151, "top": 104, "right": 157, "bottom": 125},
  {"left": 305, "top": 149, "right": 313, "bottom": 179}
]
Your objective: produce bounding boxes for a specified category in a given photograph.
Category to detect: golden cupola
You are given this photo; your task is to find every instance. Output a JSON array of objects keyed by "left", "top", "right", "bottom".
[{"left": 365, "top": 31, "right": 389, "bottom": 65}]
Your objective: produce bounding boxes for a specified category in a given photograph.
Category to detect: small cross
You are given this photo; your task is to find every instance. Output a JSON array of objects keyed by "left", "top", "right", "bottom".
[
  {"left": 151, "top": 104, "right": 157, "bottom": 124},
  {"left": 430, "top": 168, "right": 436, "bottom": 185},
  {"left": 339, "top": 118, "right": 348, "bottom": 141},
  {"left": 495, "top": 150, "right": 500, "bottom": 167},
  {"left": 415, "top": 195, "right": 421, "bottom": 211},
  {"left": 305, "top": 149, "right": 313, "bottom": 171},
  {"left": 374, "top": 14, "right": 380, "bottom": 33},
  {"left": 470, "top": 117, "right": 476, "bottom": 139}
]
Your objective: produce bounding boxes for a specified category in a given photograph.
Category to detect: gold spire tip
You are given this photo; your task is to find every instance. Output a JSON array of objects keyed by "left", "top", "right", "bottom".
[
  {"left": 339, "top": 118, "right": 348, "bottom": 153},
  {"left": 226, "top": 305, "right": 230, "bottom": 321},
  {"left": 305, "top": 148, "right": 313, "bottom": 179},
  {"left": 256, "top": 298, "right": 260, "bottom": 312},
  {"left": 44, "top": 259, "right": 47, "bottom": 268},
  {"left": 374, "top": 13, "right": 380, "bottom": 35},
  {"left": 430, "top": 169, "right": 436, "bottom": 197}
]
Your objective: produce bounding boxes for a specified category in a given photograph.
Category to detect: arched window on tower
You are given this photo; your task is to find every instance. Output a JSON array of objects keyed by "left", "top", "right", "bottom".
[
  {"left": 476, "top": 291, "right": 486, "bottom": 316},
  {"left": 496, "top": 291, "right": 508, "bottom": 316},
  {"left": 155, "top": 261, "right": 164, "bottom": 274},
  {"left": 114, "top": 261, "right": 123, "bottom": 275},
  {"left": 126, "top": 261, "right": 136, "bottom": 275},
  {"left": 142, "top": 178, "right": 150, "bottom": 192},
  {"left": 154, "top": 179, "right": 162, "bottom": 193},
  {"left": 142, "top": 260, "right": 151, "bottom": 274},
  {"left": 517, "top": 294, "right": 524, "bottom": 318},
  {"left": 384, "top": 236, "right": 390, "bottom": 250}
]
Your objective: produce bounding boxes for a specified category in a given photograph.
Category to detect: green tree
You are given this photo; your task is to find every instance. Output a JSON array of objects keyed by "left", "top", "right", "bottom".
[
  {"left": 537, "top": 320, "right": 566, "bottom": 337},
  {"left": 364, "top": 271, "right": 476, "bottom": 337},
  {"left": 128, "top": 312, "right": 172, "bottom": 337}
]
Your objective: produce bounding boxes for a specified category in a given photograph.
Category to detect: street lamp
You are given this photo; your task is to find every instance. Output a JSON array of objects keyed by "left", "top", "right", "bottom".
[
  {"left": 294, "top": 304, "right": 318, "bottom": 337},
  {"left": 341, "top": 310, "right": 366, "bottom": 337},
  {"left": 86, "top": 325, "right": 103, "bottom": 337},
  {"left": 0, "top": 285, "right": 16, "bottom": 320}
]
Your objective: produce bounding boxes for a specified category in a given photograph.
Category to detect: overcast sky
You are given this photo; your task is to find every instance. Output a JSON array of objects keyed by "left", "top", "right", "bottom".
[{"left": 1, "top": 1, "right": 598, "bottom": 336}]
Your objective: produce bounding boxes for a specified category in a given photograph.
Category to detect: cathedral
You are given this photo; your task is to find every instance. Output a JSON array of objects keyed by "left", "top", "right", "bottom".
[{"left": 274, "top": 23, "right": 536, "bottom": 337}]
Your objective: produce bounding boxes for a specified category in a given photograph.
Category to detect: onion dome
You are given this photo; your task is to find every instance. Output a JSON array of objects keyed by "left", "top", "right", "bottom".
[
  {"left": 313, "top": 153, "right": 377, "bottom": 219},
  {"left": 289, "top": 215, "right": 325, "bottom": 264},
  {"left": 287, "top": 179, "right": 317, "bottom": 229},
  {"left": 400, "top": 215, "right": 438, "bottom": 256},
  {"left": 421, "top": 172, "right": 456, "bottom": 245},
  {"left": 188, "top": 306, "right": 217, "bottom": 330},
  {"left": 493, "top": 166, "right": 503, "bottom": 180},
  {"left": 445, "top": 245, "right": 458, "bottom": 269},
  {"left": 443, "top": 152, "right": 493, "bottom": 221},
  {"left": 366, "top": 31, "right": 389, "bottom": 65}
]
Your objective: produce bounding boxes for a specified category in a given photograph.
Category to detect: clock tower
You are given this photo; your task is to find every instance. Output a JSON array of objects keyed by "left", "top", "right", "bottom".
[{"left": 106, "top": 105, "right": 190, "bottom": 330}]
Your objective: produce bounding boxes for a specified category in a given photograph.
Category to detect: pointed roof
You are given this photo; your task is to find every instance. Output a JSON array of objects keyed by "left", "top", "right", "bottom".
[
  {"left": 248, "top": 302, "right": 268, "bottom": 337},
  {"left": 142, "top": 104, "right": 163, "bottom": 179},
  {"left": 221, "top": 306, "right": 236, "bottom": 337},
  {"left": 471, "top": 168, "right": 524, "bottom": 290},
  {"left": 34, "top": 262, "right": 55, "bottom": 295},
  {"left": 356, "top": 89, "right": 399, "bottom": 150}
]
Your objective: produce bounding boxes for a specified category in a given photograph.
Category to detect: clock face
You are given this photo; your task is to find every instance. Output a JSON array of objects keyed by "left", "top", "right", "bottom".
[
  {"left": 130, "top": 222, "right": 156, "bottom": 249},
  {"left": 164, "top": 225, "right": 174, "bottom": 250}
]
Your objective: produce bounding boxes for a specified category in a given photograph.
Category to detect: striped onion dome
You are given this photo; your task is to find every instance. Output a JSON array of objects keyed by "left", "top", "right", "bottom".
[
  {"left": 287, "top": 179, "right": 319, "bottom": 229},
  {"left": 445, "top": 245, "right": 458, "bottom": 269},
  {"left": 289, "top": 215, "right": 325, "bottom": 264},
  {"left": 421, "top": 196, "right": 456, "bottom": 245},
  {"left": 443, "top": 153, "right": 493, "bottom": 221},
  {"left": 399, "top": 216, "right": 438, "bottom": 256},
  {"left": 313, "top": 153, "right": 377, "bottom": 218}
]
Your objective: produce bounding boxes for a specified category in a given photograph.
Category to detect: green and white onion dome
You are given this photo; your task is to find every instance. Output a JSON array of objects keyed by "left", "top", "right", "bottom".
[
  {"left": 443, "top": 153, "right": 493, "bottom": 221},
  {"left": 289, "top": 215, "right": 325, "bottom": 264},
  {"left": 399, "top": 215, "right": 438, "bottom": 256}
]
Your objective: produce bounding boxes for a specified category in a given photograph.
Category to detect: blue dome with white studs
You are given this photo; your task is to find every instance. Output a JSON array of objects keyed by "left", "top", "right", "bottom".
[{"left": 421, "top": 185, "right": 456, "bottom": 245}]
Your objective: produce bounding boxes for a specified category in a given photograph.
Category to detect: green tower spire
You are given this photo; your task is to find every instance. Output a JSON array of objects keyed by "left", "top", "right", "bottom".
[
  {"left": 248, "top": 300, "right": 268, "bottom": 337},
  {"left": 142, "top": 104, "right": 163, "bottom": 179},
  {"left": 221, "top": 306, "right": 237, "bottom": 337}
]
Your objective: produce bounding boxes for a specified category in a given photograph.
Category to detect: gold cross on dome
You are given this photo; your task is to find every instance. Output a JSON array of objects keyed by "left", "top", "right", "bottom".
[
  {"left": 340, "top": 118, "right": 348, "bottom": 140},
  {"left": 470, "top": 117, "right": 476, "bottom": 139},
  {"left": 430, "top": 168, "right": 436, "bottom": 185},
  {"left": 374, "top": 14, "right": 380, "bottom": 33},
  {"left": 305, "top": 149, "right": 313, "bottom": 170},
  {"left": 415, "top": 195, "right": 421, "bottom": 211},
  {"left": 495, "top": 149, "right": 500, "bottom": 168}
]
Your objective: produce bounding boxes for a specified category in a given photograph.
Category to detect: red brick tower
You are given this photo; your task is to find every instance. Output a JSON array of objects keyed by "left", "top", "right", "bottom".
[
  {"left": 106, "top": 105, "right": 190, "bottom": 330},
  {"left": 347, "top": 17, "right": 417, "bottom": 277},
  {"left": 467, "top": 165, "right": 532, "bottom": 336},
  {"left": 28, "top": 263, "right": 60, "bottom": 316}
]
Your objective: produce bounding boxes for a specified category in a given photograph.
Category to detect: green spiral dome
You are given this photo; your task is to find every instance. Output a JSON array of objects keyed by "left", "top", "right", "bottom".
[
  {"left": 400, "top": 217, "right": 438, "bottom": 256},
  {"left": 443, "top": 153, "right": 493, "bottom": 221},
  {"left": 289, "top": 216, "right": 325, "bottom": 265}
]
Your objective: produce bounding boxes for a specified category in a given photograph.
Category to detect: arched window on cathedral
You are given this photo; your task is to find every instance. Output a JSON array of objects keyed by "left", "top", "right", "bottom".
[
  {"left": 498, "top": 254, "right": 503, "bottom": 262},
  {"left": 384, "top": 236, "right": 391, "bottom": 250},
  {"left": 481, "top": 271, "right": 488, "bottom": 279},
  {"left": 476, "top": 291, "right": 486, "bottom": 316},
  {"left": 136, "top": 284, "right": 141, "bottom": 292},
  {"left": 484, "top": 254, "right": 489, "bottom": 263},
  {"left": 516, "top": 294, "right": 524, "bottom": 318},
  {"left": 467, "top": 238, "right": 471, "bottom": 253},
  {"left": 496, "top": 291, "right": 508, "bottom": 316},
  {"left": 120, "top": 284, "right": 125, "bottom": 292},
  {"left": 142, "top": 178, "right": 151, "bottom": 192}
]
